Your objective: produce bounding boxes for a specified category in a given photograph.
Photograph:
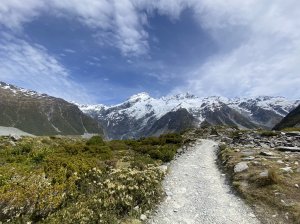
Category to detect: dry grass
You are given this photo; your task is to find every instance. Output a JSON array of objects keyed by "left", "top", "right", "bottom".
[{"left": 219, "top": 144, "right": 300, "bottom": 223}]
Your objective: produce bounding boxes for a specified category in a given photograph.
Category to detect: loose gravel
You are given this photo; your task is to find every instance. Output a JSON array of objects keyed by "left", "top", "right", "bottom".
[{"left": 148, "top": 139, "right": 260, "bottom": 224}]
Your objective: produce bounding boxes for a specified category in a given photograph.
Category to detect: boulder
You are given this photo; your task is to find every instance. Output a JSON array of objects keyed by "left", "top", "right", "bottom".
[
  {"left": 242, "top": 156, "right": 255, "bottom": 161},
  {"left": 10, "top": 134, "right": 21, "bottom": 141},
  {"left": 280, "top": 167, "right": 293, "bottom": 173},
  {"left": 277, "top": 146, "right": 300, "bottom": 152},
  {"left": 260, "top": 151, "right": 275, "bottom": 156},
  {"left": 234, "top": 162, "right": 249, "bottom": 173},
  {"left": 259, "top": 170, "right": 269, "bottom": 177},
  {"left": 140, "top": 214, "right": 147, "bottom": 221},
  {"left": 285, "top": 131, "right": 300, "bottom": 137}
]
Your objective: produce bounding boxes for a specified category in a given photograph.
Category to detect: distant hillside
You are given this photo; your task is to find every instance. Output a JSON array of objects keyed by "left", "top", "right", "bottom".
[
  {"left": 0, "top": 82, "right": 103, "bottom": 136},
  {"left": 273, "top": 104, "right": 300, "bottom": 130}
]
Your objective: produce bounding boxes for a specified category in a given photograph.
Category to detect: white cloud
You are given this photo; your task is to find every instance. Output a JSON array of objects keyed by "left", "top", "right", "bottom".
[
  {"left": 0, "top": 0, "right": 150, "bottom": 56},
  {"left": 0, "top": 33, "right": 94, "bottom": 103},
  {"left": 168, "top": 0, "right": 300, "bottom": 99},
  {"left": 0, "top": 0, "right": 299, "bottom": 99}
]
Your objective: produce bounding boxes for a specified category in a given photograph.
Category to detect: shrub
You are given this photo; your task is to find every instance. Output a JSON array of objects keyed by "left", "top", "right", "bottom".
[
  {"left": 141, "top": 137, "right": 161, "bottom": 145},
  {"left": 160, "top": 145, "right": 177, "bottom": 162},
  {"left": 160, "top": 133, "right": 183, "bottom": 145},
  {"left": 31, "top": 152, "right": 45, "bottom": 164},
  {"left": 64, "top": 143, "right": 83, "bottom": 155},
  {"left": 86, "top": 136, "right": 105, "bottom": 146},
  {"left": 108, "top": 140, "right": 128, "bottom": 151},
  {"left": 260, "top": 131, "right": 278, "bottom": 137},
  {"left": 148, "top": 149, "right": 162, "bottom": 160}
]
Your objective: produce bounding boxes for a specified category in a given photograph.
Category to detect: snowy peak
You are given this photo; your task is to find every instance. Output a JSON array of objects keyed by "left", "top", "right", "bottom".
[
  {"left": 127, "top": 92, "right": 151, "bottom": 102},
  {"left": 80, "top": 93, "right": 299, "bottom": 139},
  {"left": 0, "top": 81, "right": 47, "bottom": 98}
]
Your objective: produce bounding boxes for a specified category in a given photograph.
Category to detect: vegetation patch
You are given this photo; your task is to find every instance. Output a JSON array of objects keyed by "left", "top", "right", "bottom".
[{"left": 0, "top": 134, "right": 183, "bottom": 223}]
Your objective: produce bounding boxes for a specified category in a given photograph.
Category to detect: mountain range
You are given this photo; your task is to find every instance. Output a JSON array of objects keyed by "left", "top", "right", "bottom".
[
  {"left": 0, "top": 82, "right": 103, "bottom": 136},
  {"left": 0, "top": 81, "right": 299, "bottom": 138},
  {"left": 79, "top": 93, "right": 300, "bottom": 139}
]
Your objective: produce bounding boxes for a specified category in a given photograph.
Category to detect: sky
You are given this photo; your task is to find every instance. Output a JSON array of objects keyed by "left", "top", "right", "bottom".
[{"left": 0, "top": 0, "right": 299, "bottom": 105}]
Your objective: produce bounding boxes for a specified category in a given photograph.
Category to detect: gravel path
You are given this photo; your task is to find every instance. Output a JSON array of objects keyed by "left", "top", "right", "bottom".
[{"left": 149, "top": 139, "right": 260, "bottom": 224}]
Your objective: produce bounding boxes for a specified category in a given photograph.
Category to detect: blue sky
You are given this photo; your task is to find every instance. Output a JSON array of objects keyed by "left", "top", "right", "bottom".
[{"left": 0, "top": 1, "right": 299, "bottom": 104}]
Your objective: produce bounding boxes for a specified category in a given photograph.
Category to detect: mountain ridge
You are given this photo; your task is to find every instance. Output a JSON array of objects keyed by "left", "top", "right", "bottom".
[
  {"left": 79, "top": 92, "right": 299, "bottom": 139},
  {"left": 0, "top": 82, "right": 104, "bottom": 136}
]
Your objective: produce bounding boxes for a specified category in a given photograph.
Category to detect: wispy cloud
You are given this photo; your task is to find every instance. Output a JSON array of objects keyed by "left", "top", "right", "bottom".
[
  {"left": 170, "top": 0, "right": 300, "bottom": 99},
  {"left": 0, "top": 33, "right": 94, "bottom": 103},
  {"left": 0, "top": 0, "right": 299, "bottom": 101}
]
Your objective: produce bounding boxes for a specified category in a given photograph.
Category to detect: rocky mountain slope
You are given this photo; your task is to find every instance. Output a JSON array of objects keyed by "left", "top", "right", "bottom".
[
  {"left": 79, "top": 93, "right": 299, "bottom": 139},
  {"left": 274, "top": 104, "right": 300, "bottom": 130},
  {"left": 0, "top": 82, "right": 103, "bottom": 136}
]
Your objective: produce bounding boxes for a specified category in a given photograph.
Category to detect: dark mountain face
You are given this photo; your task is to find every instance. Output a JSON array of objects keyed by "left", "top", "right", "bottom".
[
  {"left": 0, "top": 82, "right": 103, "bottom": 136},
  {"left": 201, "top": 103, "right": 259, "bottom": 129},
  {"left": 273, "top": 104, "right": 300, "bottom": 130},
  {"left": 146, "top": 108, "right": 198, "bottom": 137}
]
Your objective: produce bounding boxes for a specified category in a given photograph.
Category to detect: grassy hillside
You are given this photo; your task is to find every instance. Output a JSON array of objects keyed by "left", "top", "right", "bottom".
[{"left": 0, "top": 134, "right": 183, "bottom": 223}]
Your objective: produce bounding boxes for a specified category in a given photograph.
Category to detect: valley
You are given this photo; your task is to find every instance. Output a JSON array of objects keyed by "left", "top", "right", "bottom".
[{"left": 0, "top": 82, "right": 300, "bottom": 223}]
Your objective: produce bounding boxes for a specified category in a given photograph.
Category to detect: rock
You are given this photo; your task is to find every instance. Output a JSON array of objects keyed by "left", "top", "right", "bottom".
[
  {"left": 280, "top": 167, "right": 293, "bottom": 173},
  {"left": 221, "top": 137, "right": 233, "bottom": 144},
  {"left": 259, "top": 170, "right": 269, "bottom": 177},
  {"left": 140, "top": 214, "right": 147, "bottom": 221},
  {"left": 241, "top": 150, "right": 255, "bottom": 156},
  {"left": 285, "top": 131, "right": 300, "bottom": 137},
  {"left": 242, "top": 156, "right": 255, "bottom": 161},
  {"left": 166, "top": 191, "right": 173, "bottom": 196},
  {"left": 177, "top": 148, "right": 183, "bottom": 154},
  {"left": 234, "top": 162, "right": 249, "bottom": 173},
  {"left": 260, "top": 151, "right": 275, "bottom": 156},
  {"left": 10, "top": 134, "right": 21, "bottom": 141},
  {"left": 295, "top": 184, "right": 299, "bottom": 188},
  {"left": 9, "top": 140, "right": 16, "bottom": 146},
  {"left": 277, "top": 146, "right": 300, "bottom": 152},
  {"left": 159, "top": 165, "right": 168, "bottom": 174},
  {"left": 277, "top": 160, "right": 284, "bottom": 164},
  {"left": 259, "top": 143, "right": 270, "bottom": 148},
  {"left": 249, "top": 213, "right": 256, "bottom": 218}
]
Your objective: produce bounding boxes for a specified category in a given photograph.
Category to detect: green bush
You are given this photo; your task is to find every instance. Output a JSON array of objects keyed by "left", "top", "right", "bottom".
[
  {"left": 108, "top": 140, "right": 128, "bottom": 151},
  {"left": 160, "top": 133, "right": 183, "bottom": 145},
  {"left": 86, "top": 136, "right": 105, "bottom": 146},
  {"left": 160, "top": 145, "right": 177, "bottom": 162},
  {"left": 64, "top": 143, "right": 84, "bottom": 155},
  {"left": 31, "top": 152, "right": 45, "bottom": 164},
  {"left": 260, "top": 131, "right": 278, "bottom": 137}
]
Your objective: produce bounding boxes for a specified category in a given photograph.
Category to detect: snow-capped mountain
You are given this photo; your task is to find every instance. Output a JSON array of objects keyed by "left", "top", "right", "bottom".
[
  {"left": 79, "top": 93, "right": 300, "bottom": 139},
  {"left": 0, "top": 82, "right": 103, "bottom": 136}
]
